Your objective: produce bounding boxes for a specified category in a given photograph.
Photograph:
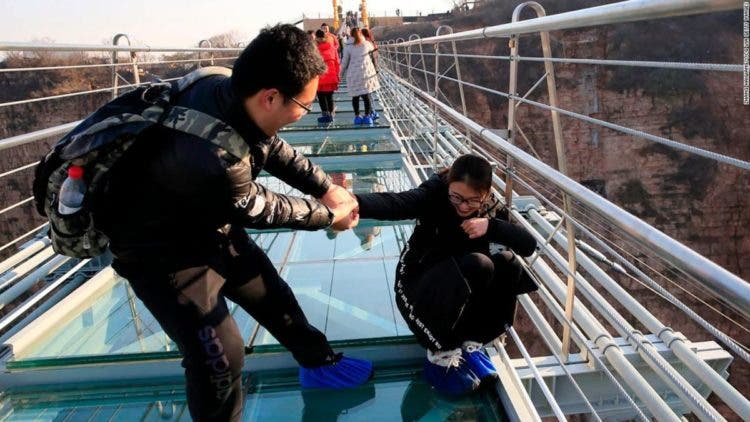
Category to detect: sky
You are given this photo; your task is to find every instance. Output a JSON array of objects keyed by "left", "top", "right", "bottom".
[{"left": 1, "top": 0, "right": 454, "bottom": 47}]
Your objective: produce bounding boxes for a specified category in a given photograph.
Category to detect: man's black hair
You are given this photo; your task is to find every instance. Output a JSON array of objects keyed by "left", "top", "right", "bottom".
[{"left": 231, "top": 24, "right": 326, "bottom": 100}]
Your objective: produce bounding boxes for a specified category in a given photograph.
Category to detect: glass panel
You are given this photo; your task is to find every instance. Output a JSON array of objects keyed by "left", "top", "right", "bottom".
[
  {"left": 310, "top": 99, "right": 383, "bottom": 113},
  {"left": 20, "top": 279, "right": 178, "bottom": 359},
  {"left": 283, "top": 127, "right": 392, "bottom": 144},
  {"left": 249, "top": 232, "right": 294, "bottom": 264},
  {"left": 0, "top": 379, "right": 192, "bottom": 421},
  {"left": 324, "top": 259, "right": 399, "bottom": 340},
  {"left": 284, "top": 138, "right": 399, "bottom": 157},
  {"left": 0, "top": 368, "right": 504, "bottom": 421},
  {"left": 11, "top": 155, "right": 416, "bottom": 363},
  {"left": 247, "top": 366, "right": 504, "bottom": 421},
  {"left": 286, "top": 109, "right": 390, "bottom": 127}
]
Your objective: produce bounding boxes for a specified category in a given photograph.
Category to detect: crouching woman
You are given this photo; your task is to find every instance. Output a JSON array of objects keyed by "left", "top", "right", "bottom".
[{"left": 355, "top": 154, "right": 537, "bottom": 395}]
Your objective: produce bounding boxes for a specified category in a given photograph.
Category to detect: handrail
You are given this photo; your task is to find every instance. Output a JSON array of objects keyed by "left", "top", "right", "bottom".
[
  {"left": 0, "top": 41, "right": 241, "bottom": 53},
  {"left": 0, "top": 57, "right": 236, "bottom": 74},
  {"left": 404, "top": 52, "right": 742, "bottom": 72},
  {"left": 0, "top": 122, "right": 79, "bottom": 151},
  {"left": 389, "top": 0, "right": 740, "bottom": 46}
]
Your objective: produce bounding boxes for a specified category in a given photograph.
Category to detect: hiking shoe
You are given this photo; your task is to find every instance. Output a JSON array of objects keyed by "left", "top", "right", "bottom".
[
  {"left": 353, "top": 115, "right": 364, "bottom": 125},
  {"left": 362, "top": 116, "right": 374, "bottom": 126},
  {"left": 422, "top": 349, "right": 480, "bottom": 396},
  {"left": 462, "top": 341, "right": 499, "bottom": 388},
  {"left": 299, "top": 353, "right": 374, "bottom": 389}
]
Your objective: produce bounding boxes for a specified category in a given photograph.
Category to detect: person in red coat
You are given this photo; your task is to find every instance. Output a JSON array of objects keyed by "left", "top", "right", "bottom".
[{"left": 315, "top": 29, "right": 340, "bottom": 124}]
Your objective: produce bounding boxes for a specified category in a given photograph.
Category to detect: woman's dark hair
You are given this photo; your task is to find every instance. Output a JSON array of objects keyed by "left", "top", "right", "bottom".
[
  {"left": 361, "top": 28, "right": 374, "bottom": 42},
  {"left": 231, "top": 24, "right": 326, "bottom": 99},
  {"left": 350, "top": 27, "right": 364, "bottom": 45},
  {"left": 447, "top": 154, "right": 492, "bottom": 193},
  {"left": 315, "top": 29, "right": 325, "bottom": 39}
]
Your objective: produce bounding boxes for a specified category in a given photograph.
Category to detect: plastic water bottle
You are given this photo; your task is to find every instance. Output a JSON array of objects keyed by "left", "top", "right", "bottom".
[{"left": 57, "top": 165, "right": 86, "bottom": 215}]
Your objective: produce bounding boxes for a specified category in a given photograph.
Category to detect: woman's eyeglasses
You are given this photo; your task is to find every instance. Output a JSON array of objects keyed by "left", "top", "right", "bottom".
[{"left": 448, "top": 192, "right": 484, "bottom": 208}]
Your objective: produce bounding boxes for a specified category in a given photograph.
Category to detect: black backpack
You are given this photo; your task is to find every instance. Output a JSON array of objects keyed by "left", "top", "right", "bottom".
[{"left": 32, "top": 66, "right": 250, "bottom": 258}]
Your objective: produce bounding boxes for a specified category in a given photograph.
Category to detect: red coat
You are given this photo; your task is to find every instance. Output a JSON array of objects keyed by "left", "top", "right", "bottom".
[{"left": 317, "top": 41, "right": 340, "bottom": 93}]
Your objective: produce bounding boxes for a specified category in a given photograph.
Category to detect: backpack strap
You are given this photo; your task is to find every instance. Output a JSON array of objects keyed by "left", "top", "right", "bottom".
[
  {"left": 160, "top": 106, "right": 249, "bottom": 159},
  {"left": 176, "top": 66, "right": 233, "bottom": 93}
]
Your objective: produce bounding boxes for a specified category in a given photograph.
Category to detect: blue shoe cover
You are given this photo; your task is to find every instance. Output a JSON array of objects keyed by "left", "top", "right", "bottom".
[
  {"left": 362, "top": 116, "right": 374, "bottom": 126},
  {"left": 422, "top": 358, "right": 479, "bottom": 396},
  {"left": 462, "top": 346, "right": 498, "bottom": 386},
  {"left": 369, "top": 111, "right": 380, "bottom": 120},
  {"left": 353, "top": 116, "right": 363, "bottom": 125},
  {"left": 300, "top": 354, "right": 374, "bottom": 389}
]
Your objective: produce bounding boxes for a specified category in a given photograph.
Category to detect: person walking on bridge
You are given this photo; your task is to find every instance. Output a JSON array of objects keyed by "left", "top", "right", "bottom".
[
  {"left": 340, "top": 27, "right": 380, "bottom": 126},
  {"left": 96, "top": 24, "right": 370, "bottom": 421}
]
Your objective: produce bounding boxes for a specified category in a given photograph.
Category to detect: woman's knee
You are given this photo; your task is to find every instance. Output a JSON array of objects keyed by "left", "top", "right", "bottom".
[{"left": 457, "top": 253, "right": 494, "bottom": 288}]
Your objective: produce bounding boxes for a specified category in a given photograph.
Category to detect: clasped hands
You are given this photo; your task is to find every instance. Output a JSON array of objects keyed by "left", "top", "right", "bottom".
[
  {"left": 320, "top": 185, "right": 491, "bottom": 236},
  {"left": 320, "top": 184, "right": 360, "bottom": 231}
]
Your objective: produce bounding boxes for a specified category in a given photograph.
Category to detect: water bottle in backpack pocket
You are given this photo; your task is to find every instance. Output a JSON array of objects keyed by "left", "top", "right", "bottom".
[{"left": 44, "top": 161, "right": 108, "bottom": 258}]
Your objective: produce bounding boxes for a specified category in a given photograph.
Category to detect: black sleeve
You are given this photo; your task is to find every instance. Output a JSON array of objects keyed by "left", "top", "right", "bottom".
[
  {"left": 263, "top": 136, "right": 331, "bottom": 198},
  {"left": 355, "top": 176, "right": 442, "bottom": 220},
  {"left": 224, "top": 154, "right": 333, "bottom": 230},
  {"left": 487, "top": 218, "right": 537, "bottom": 257}
]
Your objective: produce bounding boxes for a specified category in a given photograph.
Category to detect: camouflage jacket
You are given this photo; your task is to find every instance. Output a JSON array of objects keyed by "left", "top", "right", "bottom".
[{"left": 96, "top": 76, "right": 332, "bottom": 269}]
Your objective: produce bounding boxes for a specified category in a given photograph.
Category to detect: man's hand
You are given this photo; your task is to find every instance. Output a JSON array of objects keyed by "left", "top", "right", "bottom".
[
  {"left": 320, "top": 184, "right": 353, "bottom": 209},
  {"left": 322, "top": 185, "right": 360, "bottom": 230},
  {"left": 331, "top": 207, "right": 360, "bottom": 231},
  {"left": 461, "top": 218, "right": 489, "bottom": 239}
]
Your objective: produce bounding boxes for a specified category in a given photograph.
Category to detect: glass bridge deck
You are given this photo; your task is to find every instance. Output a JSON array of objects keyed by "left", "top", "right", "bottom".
[{"left": 0, "top": 94, "right": 507, "bottom": 421}]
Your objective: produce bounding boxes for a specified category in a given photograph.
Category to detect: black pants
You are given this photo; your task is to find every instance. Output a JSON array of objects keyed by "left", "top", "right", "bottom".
[
  {"left": 317, "top": 92, "right": 334, "bottom": 114},
  {"left": 352, "top": 94, "right": 372, "bottom": 116},
  {"left": 113, "top": 228, "right": 334, "bottom": 421},
  {"left": 395, "top": 252, "right": 522, "bottom": 351}
]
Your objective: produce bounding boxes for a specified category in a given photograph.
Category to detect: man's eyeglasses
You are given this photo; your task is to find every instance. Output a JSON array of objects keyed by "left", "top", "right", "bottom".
[
  {"left": 448, "top": 192, "right": 484, "bottom": 208},
  {"left": 289, "top": 96, "right": 314, "bottom": 114}
]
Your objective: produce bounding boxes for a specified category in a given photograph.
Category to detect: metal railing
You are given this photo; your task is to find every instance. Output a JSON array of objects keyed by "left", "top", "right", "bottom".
[
  {"left": 377, "top": 0, "right": 748, "bottom": 419},
  {"left": 0, "top": 2, "right": 748, "bottom": 419},
  {"left": 0, "top": 35, "right": 240, "bottom": 341}
]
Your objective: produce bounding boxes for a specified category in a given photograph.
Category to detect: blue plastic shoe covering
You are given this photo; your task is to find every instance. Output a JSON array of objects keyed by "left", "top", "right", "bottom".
[
  {"left": 317, "top": 115, "right": 328, "bottom": 125},
  {"left": 362, "top": 116, "right": 374, "bottom": 126},
  {"left": 369, "top": 111, "right": 380, "bottom": 120},
  {"left": 353, "top": 115, "right": 364, "bottom": 125},
  {"left": 462, "top": 341, "right": 498, "bottom": 386},
  {"left": 299, "top": 353, "right": 374, "bottom": 389},
  {"left": 423, "top": 349, "right": 480, "bottom": 396}
]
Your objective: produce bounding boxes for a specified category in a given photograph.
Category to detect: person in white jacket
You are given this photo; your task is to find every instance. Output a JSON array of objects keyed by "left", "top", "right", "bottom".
[{"left": 340, "top": 27, "right": 381, "bottom": 126}]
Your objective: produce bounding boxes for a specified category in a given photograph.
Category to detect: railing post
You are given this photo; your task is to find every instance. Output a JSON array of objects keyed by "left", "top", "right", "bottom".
[
  {"left": 198, "top": 39, "right": 215, "bottom": 68},
  {"left": 395, "top": 38, "right": 406, "bottom": 79},
  {"left": 111, "top": 34, "right": 140, "bottom": 99},
  {"left": 418, "top": 39, "right": 430, "bottom": 94},
  {"left": 433, "top": 30, "right": 443, "bottom": 167},
  {"left": 407, "top": 34, "right": 421, "bottom": 86},
  {"left": 510, "top": 1, "right": 578, "bottom": 362}
]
